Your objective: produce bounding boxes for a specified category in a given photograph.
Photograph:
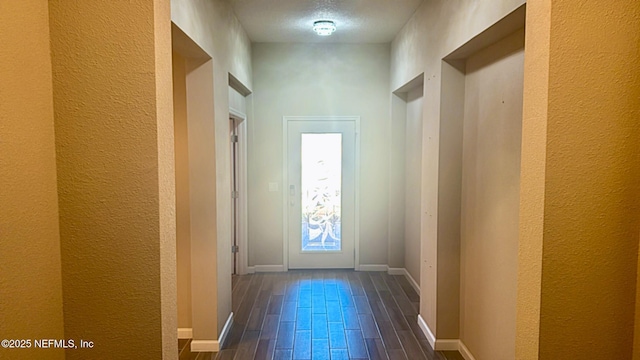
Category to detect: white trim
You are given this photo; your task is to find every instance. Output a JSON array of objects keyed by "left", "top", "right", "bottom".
[
  {"left": 253, "top": 265, "right": 285, "bottom": 273},
  {"left": 282, "top": 116, "right": 361, "bottom": 270},
  {"left": 458, "top": 341, "right": 477, "bottom": 360},
  {"left": 229, "top": 107, "right": 246, "bottom": 121},
  {"left": 247, "top": 266, "right": 255, "bottom": 274},
  {"left": 218, "top": 312, "right": 234, "bottom": 348},
  {"left": 189, "top": 312, "right": 234, "bottom": 352},
  {"left": 190, "top": 340, "right": 217, "bottom": 352},
  {"left": 229, "top": 107, "right": 249, "bottom": 276},
  {"left": 387, "top": 268, "right": 421, "bottom": 294},
  {"left": 354, "top": 118, "right": 361, "bottom": 271},
  {"left": 282, "top": 118, "right": 289, "bottom": 272},
  {"left": 403, "top": 268, "right": 421, "bottom": 294},
  {"left": 359, "top": 264, "right": 389, "bottom": 272},
  {"left": 177, "top": 328, "right": 192, "bottom": 339},
  {"left": 416, "top": 315, "right": 477, "bottom": 360},
  {"left": 435, "top": 339, "right": 459, "bottom": 351},
  {"left": 417, "top": 314, "right": 436, "bottom": 349}
]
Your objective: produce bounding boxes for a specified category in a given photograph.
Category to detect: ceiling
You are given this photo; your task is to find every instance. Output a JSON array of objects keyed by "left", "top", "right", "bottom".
[{"left": 231, "top": 0, "right": 424, "bottom": 43}]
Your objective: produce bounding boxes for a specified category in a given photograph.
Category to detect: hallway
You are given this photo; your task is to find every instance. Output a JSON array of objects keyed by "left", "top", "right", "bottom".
[{"left": 179, "top": 271, "right": 464, "bottom": 360}]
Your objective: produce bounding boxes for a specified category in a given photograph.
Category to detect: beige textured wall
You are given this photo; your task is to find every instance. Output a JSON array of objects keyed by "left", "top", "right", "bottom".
[
  {"left": 460, "top": 30, "right": 524, "bottom": 360},
  {"left": 49, "top": 1, "right": 176, "bottom": 358},
  {"left": 435, "top": 60, "right": 465, "bottom": 338},
  {"left": 184, "top": 59, "right": 220, "bottom": 340},
  {"left": 249, "top": 43, "right": 391, "bottom": 267},
  {"left": 391, "top": 0, "right": 525, "bottom": 336},
  {"left": 388, "top": 95, "right": 407, "bottom": 268},
  {"left": 404, "top": 87, "right": 423, "bottom": 283},
  {"left": 229, "top": 86, "right": 247, "bottom": 115},
  {"left": 515, "top": 1, "right": 550, "bottom": 357},
  {"left": 154, "top": 1, "right": 177, "bottom": 356},
  {"left": 636, "top": 234, "right": 640, "bottom": 360},
  {"left": 173, "top": 51, "right": 192, "bottom": 330},
  {"left": 0, "top": 1, "right": 65, "bottom": 359},
  {"left": 171, "top": 0, "right": 252, "bottom": 335},
  {"left": 517, "top": 0, "right": 640, "bottom": 358}
]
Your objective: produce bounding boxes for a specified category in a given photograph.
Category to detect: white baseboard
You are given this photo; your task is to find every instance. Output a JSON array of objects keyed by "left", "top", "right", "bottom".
[
  {"left": 417, "top": 315, "right": 476, "bottom": 360},
  {"left": 387, "top": 267, "right": 421, "bottom": 294},
  {"left": 190, "top": 340, "right": 217, "bottom": 352},
  {"left": 458, "top": 341, "right": 477, "bottom": 360},
  {"left": 250, "top": 265, "right": 285, "bottom": 273},
  {"left": 435, "top": 339, "right": 459, "bottom": 351},
  {"left": 358, "top": 264, "right": 388, "bottom": 271},
  {"left": 417, "top": 314, "right": 436, "bottom": 349},
  {"left": 177, "top": 328, "right": 192, "bottom": 339},
  {"left": 218, "top": 312, "right": 234, "bottom": 348},
  {"left": 403, "top": 269, "right": 421, "bottom": 294},
  {"left": 190, "top": 312, "right": 234, "bottom": 352}
]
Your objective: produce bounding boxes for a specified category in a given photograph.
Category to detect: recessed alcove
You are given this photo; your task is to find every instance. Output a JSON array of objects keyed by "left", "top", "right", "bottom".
[
  {"left": 434, "top": 5, "right": 525, "bottom": 359},
  {"left": 390, "top": 74, "right": 425, "bottom": 286}
]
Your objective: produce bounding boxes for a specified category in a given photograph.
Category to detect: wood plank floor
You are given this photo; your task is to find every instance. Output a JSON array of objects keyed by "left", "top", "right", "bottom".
[{"left": 180, "top": 270, "right": 464, "bottom": 360}]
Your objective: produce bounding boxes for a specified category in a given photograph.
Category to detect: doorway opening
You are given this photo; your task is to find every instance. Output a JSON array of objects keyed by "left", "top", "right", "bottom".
[{"left": 229, "top": 109, "right": 248, "bottom": 276}]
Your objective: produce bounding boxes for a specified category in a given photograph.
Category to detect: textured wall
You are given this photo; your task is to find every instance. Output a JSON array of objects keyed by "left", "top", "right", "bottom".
[
  {"left": 391, "top": 0, "right": 525, "bottom": 337},
  {"left": 173, "top": 52, "right": 192, "bottom": 330},
  {"left": 460, "top": 30, "right": 524, "bottom": 360},
  {"left": 171, "top": 0, "right": 252, "bottom": 91},
  {"left": 515, "top": 1, "right": 550, "bottom": 357},
  {"left": 636, "top": 231, "right": 640, "bottom": 360},
  {"left": 249, "top": 43, "right": 391, "bottom": 267},
  {"left": 154, "top": 1, "right": 177, "bottom": 357},
  {"left": 404, "top": 87, "right": 424, "bottom": 283},
  {"left": 388, "top": 95, "right": 407, "bottom": 269},
  {"left": 0, "top": 1, "right": 65, "bottom": 359},
  {"left": 518, "top": 0, "right": 640, "bottom": 358},
  {"left": 171, "top": 0, "right": 253, "bottom": 335},
  {"left": 229, "top": 86, "right": 247, "bottom": 115},
  {"left": 184, "top": 59, "right": 220, "bottom": 340},
  {"left": 49, "top": 1, "right": 176, "bottom": 358}
]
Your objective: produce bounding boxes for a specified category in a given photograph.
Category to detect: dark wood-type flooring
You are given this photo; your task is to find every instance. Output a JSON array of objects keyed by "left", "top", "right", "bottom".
[{"left": 179, "top": 270, "right": 464, "bottom": 360}]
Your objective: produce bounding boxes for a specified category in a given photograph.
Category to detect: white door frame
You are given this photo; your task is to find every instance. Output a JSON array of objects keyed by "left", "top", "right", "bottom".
[
  {"left": 230, "top": 107, "right": 249, "bottom": 275},
  {"left": 282, "top": 116, "right": 361, "bottom": 271}
]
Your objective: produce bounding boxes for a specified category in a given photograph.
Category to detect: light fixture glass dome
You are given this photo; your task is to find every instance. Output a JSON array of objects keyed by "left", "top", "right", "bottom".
[{"left": 313, "top": 20, "right": 336, "bottom": 36}]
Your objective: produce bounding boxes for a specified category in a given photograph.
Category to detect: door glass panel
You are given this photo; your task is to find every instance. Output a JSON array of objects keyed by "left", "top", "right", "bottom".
[{"left": 301, "top": 133, "right": 342, "bottom": 252}]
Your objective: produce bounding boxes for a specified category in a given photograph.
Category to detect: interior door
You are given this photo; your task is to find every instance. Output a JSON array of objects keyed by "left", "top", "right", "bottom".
[
  {"left": 287, "top": 119, "right": 356, "bottom": 269},
  {"left": 230, "top": 118, "right": 238, "bottom": 275}
]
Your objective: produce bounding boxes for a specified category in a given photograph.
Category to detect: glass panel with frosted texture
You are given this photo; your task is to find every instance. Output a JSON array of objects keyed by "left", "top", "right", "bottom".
[{"left": 301, "top": 133, "right": 342, "bottom": 252}]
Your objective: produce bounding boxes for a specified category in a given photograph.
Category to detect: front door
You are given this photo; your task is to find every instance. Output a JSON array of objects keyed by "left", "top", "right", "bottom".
[{"left": 286, "top": 119, "right": 357, "bottom": 269}]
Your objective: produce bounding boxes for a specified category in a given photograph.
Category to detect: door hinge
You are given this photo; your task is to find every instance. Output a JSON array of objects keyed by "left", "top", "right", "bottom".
[
  {"left": 231, "top": 134, "right": 239, "bottom": 143},
  {"left": 231, "top": 245, "right": 239, "bottom": 253},
  {"left": 232, "top": 190, "right": 239, "bottom": 199}
]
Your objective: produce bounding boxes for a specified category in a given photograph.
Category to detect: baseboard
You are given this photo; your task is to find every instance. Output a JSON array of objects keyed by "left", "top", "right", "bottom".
[
  {"left": 458, "top": 341, "right": 477, "bottom": 360},
  {"left": 218, "top": 312, "right": 234, "bottom": 348},
  {"left": 190, "top": 340, "right": 217, "bottom": 352},
  {"left": 435, "top": 339, "right": 459, "bottom": 351},
  {"left": 358, "top": 264, "right": 388, "bottom": 272},
  {"left": 417, "top": 314, "right": 436, "bottom": 349},
  {"left": 247, "top": 266, "right": 255, "bottom": 274},
  {"left": 403, "top": 269, "right": 421, "bottom": 294},
  {"left": 387, "top": 267, "right": 421, "bottom": 294},
  {"left": 190, "top": 312, "right": 234, "bottom": 352},
  {"left": 252, "top": 264, "right": 285, "bottom": 273},
  {"left": 177, "top": 328, "right": 192, "bottom": 339},
  {"left": 416, "top": 315, "right": 476, "bottom": 359}
]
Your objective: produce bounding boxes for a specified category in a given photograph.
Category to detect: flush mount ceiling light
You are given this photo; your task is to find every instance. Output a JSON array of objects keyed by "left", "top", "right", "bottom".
[{"left": 313, "top": 20, "right": 336, "bottom": 36}]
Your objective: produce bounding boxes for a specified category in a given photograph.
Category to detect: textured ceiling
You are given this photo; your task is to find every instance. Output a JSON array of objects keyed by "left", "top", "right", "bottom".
[{"left": 231, "top": 0, "right": 424, "bottom": 43}]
